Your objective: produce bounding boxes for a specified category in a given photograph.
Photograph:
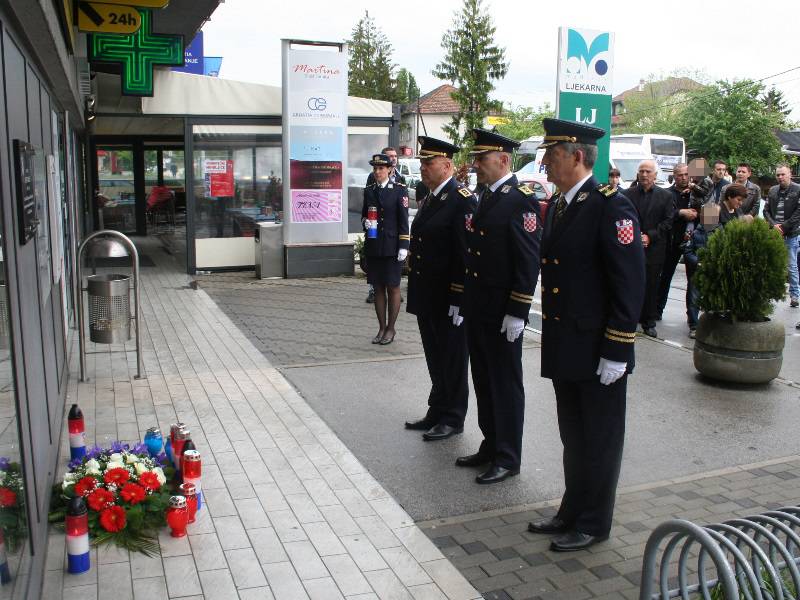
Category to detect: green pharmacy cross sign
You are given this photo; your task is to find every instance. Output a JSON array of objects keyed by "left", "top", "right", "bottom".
[{"left": 88, "top": 8, "right": 183, "bottom": 96}]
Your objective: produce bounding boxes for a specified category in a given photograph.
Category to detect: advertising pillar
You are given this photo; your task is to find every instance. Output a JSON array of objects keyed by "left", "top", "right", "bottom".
[
  {"left": 282, "top": 39, "right": 352, "bottom": 278},
  {"left": 555, "top": 27, "right": 615, "bottom": 182}
]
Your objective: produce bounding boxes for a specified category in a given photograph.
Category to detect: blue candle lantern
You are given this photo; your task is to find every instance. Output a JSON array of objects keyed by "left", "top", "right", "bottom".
[{"left": 144, "top": 427, "right": 163, "bottom": 457}]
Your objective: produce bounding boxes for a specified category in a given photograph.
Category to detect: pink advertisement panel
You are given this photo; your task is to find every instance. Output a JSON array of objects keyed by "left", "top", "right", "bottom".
[{"left": 290, "top": 190, "right": 342, "bottom": 223}]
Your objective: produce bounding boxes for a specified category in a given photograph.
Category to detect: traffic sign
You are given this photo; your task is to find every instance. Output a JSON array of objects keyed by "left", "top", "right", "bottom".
[
  {"left": 78, "top": 2, "right": 141, "bottom": 34},
  {"left": 81, "top": 0, "right": 169, "bottom": 6}
]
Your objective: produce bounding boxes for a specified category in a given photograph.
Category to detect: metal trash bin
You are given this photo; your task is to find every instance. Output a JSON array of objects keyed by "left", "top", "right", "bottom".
[
  {"left": 86, "top": 273, "right": 131, "bottom": 343},
  {"left": 254, "top": 222, "right": 284, "bottom": 279}
]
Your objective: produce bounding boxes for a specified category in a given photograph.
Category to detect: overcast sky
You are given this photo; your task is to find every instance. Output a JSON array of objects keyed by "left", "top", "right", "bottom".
[{"left": 202, "top": 0, "right": 800, "bottom": 119}]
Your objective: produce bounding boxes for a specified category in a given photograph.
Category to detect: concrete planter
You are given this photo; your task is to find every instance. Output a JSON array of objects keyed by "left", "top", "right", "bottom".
[{"left": 693, "top": 312, "right": 785, "bottom": 384}]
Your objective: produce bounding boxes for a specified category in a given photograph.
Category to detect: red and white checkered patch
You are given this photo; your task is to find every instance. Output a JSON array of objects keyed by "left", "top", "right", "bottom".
[
  {"left": 523, "top": 212, "right": 537, "bottom": 233},
  {"left": 402, "top": 196, "right": 409, "bottom": 208},
  {"left": 465, "top": 213, "right": 474, "bottom": 232},
  {"left": 616, "top": 219, "right": 634, "bottom": 245}
]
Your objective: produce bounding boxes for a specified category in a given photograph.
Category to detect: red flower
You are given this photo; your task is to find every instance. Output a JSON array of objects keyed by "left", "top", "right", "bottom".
[
  {"left": 120, "top": 483, "right": 145, "bottom": 505},
  {"left": 74, "top": 476, "right": 98, "bottom": 497},
  {"left": 99, "top": 505, "right": 126, "bottom": 532},
  {"left": 0, "top": 487, "right": 16, "bottom": 507},
  {"left": 138, "top": 472, "right": 160, "bottom": 492},
  {"left": 103, "top": 468, "right": 130, "bottom": 486},
  {"left": 87, "top": 487, "right": 115, "bottom": 511}
]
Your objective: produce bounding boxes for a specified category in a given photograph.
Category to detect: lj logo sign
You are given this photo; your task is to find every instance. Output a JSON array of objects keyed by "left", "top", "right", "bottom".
[{"left": 558, "top": 28, "right": 614, "bottom": 95}]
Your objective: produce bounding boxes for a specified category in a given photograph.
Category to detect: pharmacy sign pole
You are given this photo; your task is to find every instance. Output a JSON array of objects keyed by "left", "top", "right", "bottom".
[{"left": 555, "top": 27, "right": 615, "bottom": 182}]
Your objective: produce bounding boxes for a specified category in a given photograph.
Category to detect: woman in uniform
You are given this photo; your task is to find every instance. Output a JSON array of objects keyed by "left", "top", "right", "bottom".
[{"left": 362, "top": 154, "right": 410, "bottom": 345}]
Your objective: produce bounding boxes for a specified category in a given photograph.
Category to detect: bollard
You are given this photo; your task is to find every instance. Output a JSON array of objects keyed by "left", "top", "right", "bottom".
[
  {"left": 65, "top": 497, "right": 90, "bottom": 574},
  {"left": 67, "top": 405, "right": 86, "bottom": 461}
]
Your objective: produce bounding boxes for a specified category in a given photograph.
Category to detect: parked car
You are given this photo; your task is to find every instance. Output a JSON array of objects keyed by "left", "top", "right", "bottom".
[{"left": 513, "top": 163, "right": 554, "bottom": 200}]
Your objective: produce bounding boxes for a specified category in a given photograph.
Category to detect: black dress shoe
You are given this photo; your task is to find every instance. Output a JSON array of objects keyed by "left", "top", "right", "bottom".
[
  {"left": 455, "top": 452, "right": 492, "bottom": 467},
  {"left": 422, "top": 424, "right": 463, "bottom": 441},
  {"left": 528, "top": 517, "right": 569, "bottom": 534},
  {"left": 643, "top": 327, "right": 658, "bottom": 338},
  {"left": 549, "top": 530, "right": 608, "bottom": 552},
  {"left": 405, "top": 417, "right": 437, "bottom": 431},
  {"left": 475, "top": 465, "right": 519, "bottom": 485}
]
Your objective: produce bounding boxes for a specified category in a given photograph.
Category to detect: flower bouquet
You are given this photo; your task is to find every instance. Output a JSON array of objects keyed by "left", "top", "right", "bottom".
[
  {"left": 0, "top": 458, "right": 27, "bottom": 552},
  {"left": 49, "top": 442, "right": 174, "bottom": 555}
]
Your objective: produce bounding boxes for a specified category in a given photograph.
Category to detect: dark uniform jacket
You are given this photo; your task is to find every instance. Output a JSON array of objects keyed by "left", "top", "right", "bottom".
[
  {"left": 540, "top": 177, "right": 645, "bottom": 380},
  {"left": 361, "top": 182, "right": 410, "bottom": 257},
  {"left": 764, "top": 182, "right": 800, "bottom": 238},
  {"left": 461, "top": 175, "right": 541, "bottom": 327},
  {"left": 627, "top": 184, "right": 674, "bottom": 265},
  {"left": 406, "top": 177, "right": 477, "bottom": 316}
]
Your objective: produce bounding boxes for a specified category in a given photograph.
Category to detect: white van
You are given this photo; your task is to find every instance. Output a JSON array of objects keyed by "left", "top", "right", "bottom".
[{"left": 525, "top": 142, "right": 670, "bottom": 190}]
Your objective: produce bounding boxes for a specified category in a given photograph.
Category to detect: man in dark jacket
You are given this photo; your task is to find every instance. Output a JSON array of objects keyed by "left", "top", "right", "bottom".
[
  {"left": 627, "top": 160, "right": 674, "bottom": 337},
  {"left": 527, "top": 118, "right": 645, "bottom": 552},
  {"left": 404, "top": 137, "right": 477, "bottom": 441},
  {"left": 764, "top": 164, "right": 800, "bottom": 307}
]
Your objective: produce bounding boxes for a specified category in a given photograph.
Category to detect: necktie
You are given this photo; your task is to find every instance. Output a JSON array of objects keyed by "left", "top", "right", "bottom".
[
  {"left": 419, "top": 192, "right": 432, "bottom": 211},
  {"left": 554, "top": 194, "right": 567, "bottom": 224}
]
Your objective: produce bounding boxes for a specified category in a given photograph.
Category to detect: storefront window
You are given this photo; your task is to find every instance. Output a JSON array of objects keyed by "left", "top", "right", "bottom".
[
  {"left": 347, "top": 130, "right": 389, "bottom": 233},
  {"left": 95, "top": 145, "right": 136, "bottom": 233}
]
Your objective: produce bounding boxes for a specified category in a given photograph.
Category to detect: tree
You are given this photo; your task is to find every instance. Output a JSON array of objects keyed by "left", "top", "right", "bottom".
[
  {"left": 495, "top": 103, "right": 554, "bottom": 141},
  {"left": 761, "top": 86, "right": 791, "bottom": 125},
  {"left": 432, "top": 0, "right": 508, "bottom": 150},
  {"left": 394, "top": 68, "right": 420, "bottom": 104},
  {"left": 614, "top": 73, "right": 705, "bottom": 134},
  {"left": 347, "top": 11, "right": 396, "bottom": 101},
  {"left": 676, "top": 79, "right": 785, "bottom": 176}
]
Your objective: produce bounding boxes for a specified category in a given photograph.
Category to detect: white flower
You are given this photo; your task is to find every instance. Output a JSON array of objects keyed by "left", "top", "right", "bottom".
[
  {"left": 152, "top": 467, "right": 166, "bottom": 485},
  {"left": 85, "top": 459, "right": 100, "bottom": 471},
  {"left": 109, "top": 453, "right": 123, "bottom": 463},
  {"left": 61, "top": 478, "right": 74, "bottom": 491},
  {"left": 125, "top": 453, "right": 140, "bottom": 465},
  {"left": 106, "top": 461, "right": 125, "bottom": 472},
  {"left": 134, "top": 462, "right": 148, "bottom": 475}
]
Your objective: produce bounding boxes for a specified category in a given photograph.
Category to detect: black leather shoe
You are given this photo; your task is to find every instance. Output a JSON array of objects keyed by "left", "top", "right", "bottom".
[
  {"left": 422, "top": 424, "right": 463, "bottom": 441},
  {"left": 455, "top": 452, "right": 492, "bottom": 467},
  {"left": 405, "top": 417, "right": 436, "bottom": 431},
  {"left": 528, "top": 517, "right": 569, "bottom": 534},
  {"left": 643, "top": 327, "right": 658, "bottom": 338},
  {"left": 549, "top": 531, "right": 608, "bottom": 552},
  {"left": 475, "top": 465, "right": 519, "bottom": 485}
]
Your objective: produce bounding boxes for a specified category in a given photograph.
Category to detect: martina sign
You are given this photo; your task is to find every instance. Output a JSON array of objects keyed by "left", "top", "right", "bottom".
[{"left": 557, "top": 27, "right": 615, "bottom": 94}]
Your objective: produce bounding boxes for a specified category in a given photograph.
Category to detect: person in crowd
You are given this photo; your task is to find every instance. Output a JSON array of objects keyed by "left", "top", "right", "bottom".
[
  {"left": 684, "top": 185, "right": 751, "bottom": 334},
  {"left": 656, "top": 163, "right": 698, "bottom": 321},
  {"left": 706, "top": 160, "right": 729, "bottom": 203},
  {"left": 528, "top": 118, "right": 644, "bottom": 552},
  {"left": 627, "top": 160, "right": 674, "bottom": 337},
  {"left": 721, "top": 163, "right": 761, "bottom": 217},
  {"left": 404, "top": 137, "right": 477, "bottom": 441},
  {"left": 366, "top": 147, "right": 406, "bottom": 303},
  {"left": 763, "top": 164, "right": 800, "bottom": 307},
  {"left": 458, "top": 129, "right": 541, "bottom": 485},
  {"left": 608, "top": 167, "right": 621, "bottom": 192},
  {"left": 361, "top": 154, "right": 410, "bottom": 344}
]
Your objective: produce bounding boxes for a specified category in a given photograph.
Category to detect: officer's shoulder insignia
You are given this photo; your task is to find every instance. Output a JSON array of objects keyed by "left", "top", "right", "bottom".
[
  {"left": 518, "top": 184, "right": 534, "bottom": 196},
  {"left": 576, "top": 192, "right": 588, "bottom": 203},
  {"left": 500, "top": 184, "right": 512, "bottom": 193},
  {"left": 597, "top": 184, "right": 616, "bottom": 197},
  {"left": 388, "top": 183, "right": 394, "bottom": 188},
  {"left": 441, "top": 192, "right": 448, "bottom": 201},
  {"left": 458, "top": 187, "right": 472, "bottom": 198}
]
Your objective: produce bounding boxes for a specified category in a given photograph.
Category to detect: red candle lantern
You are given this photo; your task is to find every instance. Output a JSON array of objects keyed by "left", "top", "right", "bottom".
[
  {"left": 166, "top": 496, "right": 189, "bottom": 537},
  {"left": 180, "top": 439, "right": 196, "bottom": 480},
  {"left": 182, "top": 450, "right": 203, "bottom": 511},
  {"left": 179, "top": 483, "right": 198, "bottom": 524},
  {"left": 172, "top": 426, "right": 190, "bottom": 475}
]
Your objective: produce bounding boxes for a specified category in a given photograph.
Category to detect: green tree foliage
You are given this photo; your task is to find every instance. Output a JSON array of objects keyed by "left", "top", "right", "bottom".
[
  {"left": 695, "top": 219, "right": 787, "bottom": 321},
  {"left": 761, "top": 86, "right": 791, "bottom": 124},
  {"left": 432, "top": 0, "right": 508, "bottom": 149},
  {"left": 347, "top": 11, "right": 397, "bottom": 101},
  {"left": 495, "top": 103, "right": 554, "bottom": 142},
  {"left": 676, "top": 79, "right": 785, "bottom": 176},
  {"left": 394, "top": 68, "right": 420, "bottom": 104}
]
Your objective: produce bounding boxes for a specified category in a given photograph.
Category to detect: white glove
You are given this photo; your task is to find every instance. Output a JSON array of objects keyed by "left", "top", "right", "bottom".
[
  {"left": 596, "top": 357, "right": 627, "bottom": 386},
  {"left": 397, "top": 248, "right": 408, "bottom": 262},
  {"left": 500, "top": 315, "right": 525, "bottom": 342},
  {"left": 448, "top": 305, "right": 464, "bottom": 327},
  {"left": 363, "top": 219, "right": 376, "bottom": 230}
]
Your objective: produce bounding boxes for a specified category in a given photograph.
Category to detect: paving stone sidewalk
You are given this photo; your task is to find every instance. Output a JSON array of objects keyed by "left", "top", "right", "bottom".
[
  {"left": 418, "top": 456, "right": 800, "bottom": 600},
  {"left": 43, "top": 239, "right": 480, "bottom": 600}
]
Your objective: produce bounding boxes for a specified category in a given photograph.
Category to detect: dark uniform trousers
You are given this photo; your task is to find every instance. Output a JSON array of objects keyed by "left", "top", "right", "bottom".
[
  {"left": 406, "top": 177, "right": 476, "bottom": 427},
  {"left": 553, "top": 376, "right": 626, "bottom": 536},
  {"left": 540, "top": 176, "right": 644, "bottom": 538},
  {"left": 461, "top": 175, "right": 541, "bottom": 470}
]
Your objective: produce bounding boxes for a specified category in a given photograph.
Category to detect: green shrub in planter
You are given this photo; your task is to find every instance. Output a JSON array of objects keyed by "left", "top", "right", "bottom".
[{"left": 694, "top": 218, "right": 787, "bottom": 322}]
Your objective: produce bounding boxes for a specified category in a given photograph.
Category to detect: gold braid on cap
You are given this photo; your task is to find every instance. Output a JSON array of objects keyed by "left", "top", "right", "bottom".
[
  {"left": 472, "top": 144, "right": 505, "bottom": 152},
  {"left": 419, "top": 149, "right": 448, "bottom": 157},
  {"left": 543, "top": 135, "right": 578, "bottom": 143}
]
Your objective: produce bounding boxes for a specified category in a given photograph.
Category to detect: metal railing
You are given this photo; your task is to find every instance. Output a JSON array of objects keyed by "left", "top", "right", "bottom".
[{"left": 640, "top": 508, "right": 800, "bottom": 599}]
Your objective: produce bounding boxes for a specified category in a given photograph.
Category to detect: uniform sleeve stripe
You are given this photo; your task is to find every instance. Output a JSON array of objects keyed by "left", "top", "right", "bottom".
[
  {"left": 399, "top": 235, "right": 411, "bottom": 240},
  {"left": 510, "top": 292, "right": 534, "bottom": 301},
  {"left": 605, "top": 333, "right": 635, "bottom": 343},
  {"left": 605, "top": 327, "right": 636, "bottom": 338},
  {"left": 450, "top": 284, "right": 464, "bottom": 290}
]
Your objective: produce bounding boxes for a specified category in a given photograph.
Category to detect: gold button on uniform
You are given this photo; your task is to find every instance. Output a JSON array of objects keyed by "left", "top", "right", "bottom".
[
  {"left": 542, "top": 258, "right": 548, "bottom": 264},
  {"left": 542, "top": 313, "right": 547, "bottom": 319},
  {"left": 553, "top": 287, "right": 560, "bottom": 294},
  {"left": 555, "top": 316, "right": 560, "bottom": 321},
  {"left": 554, "top": 259, "right": 560, "bottom": 265},
  {"left": 480, "top": 231, "right": 485, "bottom": 236},
  {"left": 476, "top": 251, "right": 481, "bottom": 256},
  {"left": 473, "top": 272, "right": 478, "bottom": 277}
]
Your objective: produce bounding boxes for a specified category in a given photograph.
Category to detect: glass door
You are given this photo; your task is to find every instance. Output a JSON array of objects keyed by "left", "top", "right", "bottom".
[{"left": 95, "top": 145, "right": 137, "bottom": 234}]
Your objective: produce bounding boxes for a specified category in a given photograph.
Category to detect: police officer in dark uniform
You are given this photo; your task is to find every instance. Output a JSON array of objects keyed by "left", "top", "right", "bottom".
[
  {"left": 361, "top": 154, "right": 410, "bottom": 345},
  {"left": 457, "top": 129, "right": 542, "bottom": 485},
  {"left": 527, "top": 119, "right": 645, "bottom": 552},
  {"left": 404, "top": 137, "right": 477, "bottom": 441}
]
